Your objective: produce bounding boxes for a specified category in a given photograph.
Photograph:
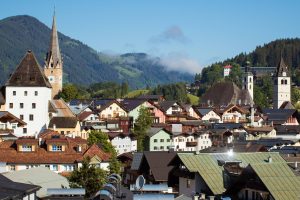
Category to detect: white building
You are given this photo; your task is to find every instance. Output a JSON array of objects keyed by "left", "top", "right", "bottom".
[
  {"left": 273, "top": 57, "right": 291, "bottom": 109},
  {"left": 5, "top": 51, "right": 52, "bottom": 137},
  {"left": 243, "top": 66, "right": 254, "bottom": 101},
  {"left": 109, "top": 132, "right": 137, "bottom": 155},
  {"left": 223, "top": 65, "right": 232, "bottom": 77}
]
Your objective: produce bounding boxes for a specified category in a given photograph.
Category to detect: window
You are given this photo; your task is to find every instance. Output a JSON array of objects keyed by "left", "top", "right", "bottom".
[
  {"left": 186, "top": 179, "right": 191, "bottom": 188},
  {"left": 154, "top": 146, "right": 158, "bottom": 150},
  {"left": 13, "top": 91, "right": 16, "bottom": 96},
  {"left": 52, "top": 144, "right": 62, "bottom": 151},
  {"left": 35, "top": 91, "right": 38, "bottom": 96},
  {"left": 32, "top": 103, "right": 36, "bottom": 109},
  {"left": 154, "top": 139, "right": 158, "bottom": 143},
  {"left": 10, "top": 165, "right": 15, "bottom": 171},
  {"left": 45, "top": 164, "right": 50, "bottom": 168},
  {"left": 20, "top": 103, "right": 24, "bottom": 109},
  {"left": 285, "top": 80, "right": 288, "bottom": 84},
  {"left": 167, "top": 139, "right": 171, "bottom": 142},
  {"left": 50, "top": 164, "right": 58, "bottom": 171},
  {"left": 160, "top": 139, "right": 164, "bottom": 142},
  {"left": 20, "top": 115, "right": 24, "bottom": 120},
  {"left": 9, "top": 103, "right": 13, "bottom": 109},
  {"left": 23, "top": 128, "right": 27, "bottom": 134},
  {"left": 22, "top": 145, "right": 32, "bottom": 152},
  {"left": 160, "top": 146, "right": 164, "bottom": 150},
  {"left": 29, "top": 114, "right": 34, "bottom": 121},
  {"left": 24, "top": 91, "right": 28, "bottom": 96}
]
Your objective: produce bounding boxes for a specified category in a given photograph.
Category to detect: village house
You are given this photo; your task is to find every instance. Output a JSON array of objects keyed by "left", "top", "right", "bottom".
[
  {"left": 170, "top": 152, "right": 299, "bottom": 199},
  {"left": 0, "top": 111, "right": 26, "bottom": 141},
  {"left": 0, "top": 132, "right": 110, "bottom": 173},
  {"left": 217, "top": 104, "right": 249, "bottom": 123},
  {"left": 242, "top": 126, "right": 276, "bottom": 141},
  {"left": 96, "top": 100, "right": 127, "bottom": 119},
  {"left": 145, "top": 127, "right": 172, "bottom": 151},
  {"left": 262, "top": 109, "right": 299, "bottom": 126},
  {"left": 108, "top": 131, "right": 137, "bottom": 155},
  {"left": 193, "top": 107, "right": 221, "bottom": 122}
]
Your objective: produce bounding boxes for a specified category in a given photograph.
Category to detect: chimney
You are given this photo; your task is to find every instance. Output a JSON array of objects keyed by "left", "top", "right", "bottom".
[
  {"left": 200, "top": 193, "right": 205, "bottom": 199},
  {"left": 53, "top": 124, "right": 56, "bottom": 131},
  {"left": 77, "top": 145, "right": 82, "bottom": 152},
  {"left": 268, "top": 156, "right": 272, "bottom": 163},
  {"left": 295, "top": 162, "right": 298, "bottom": 168},
  {"left": 193, "top": 194, "right": 199, "bottom": 200},
  {"left": 250, "top": 103, "right": 254, "bottom": 126},
  {"left": 208, "top": 196, "right": 215, "bottom": 200},
  {"left": 38, "top": 138, "right": 42, "bottom": 146}
]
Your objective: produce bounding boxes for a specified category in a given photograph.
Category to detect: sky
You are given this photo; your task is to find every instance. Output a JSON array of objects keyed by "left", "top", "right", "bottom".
[{"left": 1, "top": 0, "right": 300, "bottom": 74}]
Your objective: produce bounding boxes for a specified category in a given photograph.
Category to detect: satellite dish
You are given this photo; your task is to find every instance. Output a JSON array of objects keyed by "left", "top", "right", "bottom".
[{"left": 135, "top": 175, "right": 145, "bottom": 191}]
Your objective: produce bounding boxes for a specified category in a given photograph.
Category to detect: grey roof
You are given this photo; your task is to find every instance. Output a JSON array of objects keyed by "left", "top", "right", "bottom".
[
  {"left": 3, "top": 167, "right": 69, "bottom": 198},
  {"left": 131, "top": 152, "right": 144, "bottom": 170},
  {"left": 263, "top": 109, "right": 297, "bottom": 124},
  {"left": 276, "top": 57, "right": 290, "bottom": 77},
  {"left": 196, "top": 108, "right": 213, "bottom": 116},
  {"left": 121, "top": 99, "right": 145, "bottom": 111},
  {"left": 0, "top": 174, "right": 40, "bottom": 199},
  {"left": 147, "top": 127, "right": 170, "bottom": 138},
  {"left": 5, "top": 51, "right": 52, "bottom": 88},
  {"left": 48, "top": 117, "right": 78, "bottom": 128},
  {"left": 158, "top": 100, "right": 177, "bottom": 112},
  {"left": 45, "top": 14, "right": 62, "bottom": 69},
  {"left": 201, "top": 81, "right": 253, "bottom": 106}
]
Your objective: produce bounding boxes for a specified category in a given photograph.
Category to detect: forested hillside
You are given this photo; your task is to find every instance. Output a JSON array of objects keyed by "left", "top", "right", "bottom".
[{"left": 0, "top": 15, "right": 193, "bottom": 88}]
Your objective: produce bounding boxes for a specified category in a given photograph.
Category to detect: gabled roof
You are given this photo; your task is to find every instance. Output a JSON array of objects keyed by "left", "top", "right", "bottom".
[
  {"left": 83, "top": 144, "right": 110, "bottom": 162},
  {"left": 279, "top": 101, "right": 294, "bottom": 109},
  {"left": 262, "top": 109, "right": 298, "bottom": 124},
  {"left": 158, "top": 100, "right": 179, "bottom": 112},
  {"left": 276, "top": 57, "right": 290, "bottom": 77},
  {"left": 201, "top": 81, "right": 253, "bottom": 106},
  {"left": 176, "top": 152, "right": 285, "bottom": 195},
  {"left": 0, "top": 174, "right": 40, "bottom": 199},
  {"left": 77, "top": 111, "right": 94, "bottom": 121},
  {"left": 3, "top": 167, "right": 68, "bottom": 198},
  {"left": 143, "top": 151, "right": 176, "bottom": 182},
  {"left": 147, "top": 127, "right": 171, "bottom": 138},
  {"left": 6, "top": 51, "right": 51, "bottom": 88},
  {"left": 49, "top": 99, "right": 75, "bottom": 117},
  {"left": 48, "top": 117, "right": 78, "bottom": 128},
  {"left": 0, "top": 111, "right": 26, "bottom": 126},
  {"left": 250, "top": 162, "right": 300, "bottom": 200},
  {"left": 120, "top": 99, "right": 146, "bottom": 111}
]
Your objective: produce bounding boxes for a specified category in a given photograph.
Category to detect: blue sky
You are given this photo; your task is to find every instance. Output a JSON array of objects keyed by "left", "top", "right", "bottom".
[{"left": 1, "top": 0, "right": 300, "bottom": 74}]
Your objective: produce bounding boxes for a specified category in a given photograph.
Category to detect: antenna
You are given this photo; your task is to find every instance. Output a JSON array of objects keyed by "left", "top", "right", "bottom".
[{"left": 135, "top": 175, "right": 145, "bottom": 191}]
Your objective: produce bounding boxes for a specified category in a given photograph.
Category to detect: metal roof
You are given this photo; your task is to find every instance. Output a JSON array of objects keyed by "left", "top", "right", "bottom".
[
  {"left": 250, "top": 162, "right": 300, "bottom": 200},
  {"left": 3, "top": 167, "right": 69, "bottom": 198},
  {"left": 133, "top": 194, "right": 174, "bottom": 200},
  {"left": 177, "top": 152, "right": 286, "bottom": 195},
  {"left": 47, "top": 188, "right": 85, "bottom": 195},
  {"left": 131, "top": 152, "right": 144, "bottom": 170}
]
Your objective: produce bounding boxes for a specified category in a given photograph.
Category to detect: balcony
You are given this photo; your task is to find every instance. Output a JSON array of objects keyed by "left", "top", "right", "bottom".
[{"left": 186, "top": 141, "right": 197, "bottom": 147}]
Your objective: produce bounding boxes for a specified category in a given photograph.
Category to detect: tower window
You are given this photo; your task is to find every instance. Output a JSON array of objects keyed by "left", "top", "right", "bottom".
[
  {"left": 35, "top": 91, "right": 38, "bottom": 96},
  {"left": 23, "top": 128, "right": 27, "bottom": 134},
  {"left": 24, "top": 91, "right": 27, "bottom": 96},
  {"left": 20, "top": 103, "right": 24, "bottom": 109},
  {"left": 281, "top": 80, "right": 284, "bottom": 84},
  {"left": 20, "top": 115, "right": 24, "bottom": 120},
  {"left": 9, "top": 103, "right": 13, "bottom": 108},
  {"left": 29, "top": 114, "right": 34, "bottom": 121},
  {"left": 32, "top": 103, "right": 36, "bottom": 109},
  {"left": 285, "top": 80, "right": 288, "bottom": 84},
  {"left": 51, "top": 63, "right": 54, "bottom": 68},
  {"left": 13, "top": 91, "right": 16, "bottom": 96},
  {"left": 249, "top": 77, "right": 252, "bottom": 83}
]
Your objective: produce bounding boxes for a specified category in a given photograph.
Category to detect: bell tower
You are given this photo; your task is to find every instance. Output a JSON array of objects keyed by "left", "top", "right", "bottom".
[
  {"left": 44, "top": 12, "right": 63, "bottom": 99},
  {"left": 243, "top": 65, "right": 254, "bottom": 101},
  {"left": 273, "top": 57, "right": 291, "bottom": 109}
]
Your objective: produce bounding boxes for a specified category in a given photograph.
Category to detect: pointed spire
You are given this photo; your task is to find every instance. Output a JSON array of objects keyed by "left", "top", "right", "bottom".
[
  {"left": 45, "top": 11, "right": 62, "bottom": 68},
  {"left": 276, "top": 56, "right": 289, "bottom": 77}
]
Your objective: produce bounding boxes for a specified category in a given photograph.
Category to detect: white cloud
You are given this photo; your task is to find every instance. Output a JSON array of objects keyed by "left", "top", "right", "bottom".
[
  {"left": 150, "top": 25, "right": 189, "bottom": 44},
  {"left": 159, "top": 52, "right": 203, "bottom": 74}
]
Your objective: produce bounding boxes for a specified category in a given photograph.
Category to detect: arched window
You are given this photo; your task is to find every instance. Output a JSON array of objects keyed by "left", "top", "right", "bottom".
[
  {"left": 281, "top": 80, "right": 284, "bottom": 84},
  {"left": 249, "top": 77, "right": 252, "bottom": 83},
  {"left": 285, "top": 80, "right": 288, "bottom": 84}
]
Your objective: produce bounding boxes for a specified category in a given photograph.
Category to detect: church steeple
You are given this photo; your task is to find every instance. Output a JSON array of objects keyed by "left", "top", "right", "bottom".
[
  {"left": 276, "top": 56, "right": 289, "bottom": 77},
  {"left": 44, "top": 12, "right": 63, "bottom": 99},
  {"left": 45, "top": 12, "right": 62, "bottom": 68}
]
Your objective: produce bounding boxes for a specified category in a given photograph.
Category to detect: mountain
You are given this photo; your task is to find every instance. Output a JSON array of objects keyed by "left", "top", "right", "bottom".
[
  {"left": 0, "top": 15, "right": 193, "bottom": 88},
  {"left": 227, "top": 38, "right": 300, "bottom": 70}
]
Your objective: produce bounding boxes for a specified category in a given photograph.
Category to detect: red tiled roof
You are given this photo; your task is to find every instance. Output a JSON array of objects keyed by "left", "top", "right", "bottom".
[
  {"left": 83, "top": 144, "right": 111, "bottom": 162},
  {"left": 78, "top": 111, "right": 94, "bottom": 121}
]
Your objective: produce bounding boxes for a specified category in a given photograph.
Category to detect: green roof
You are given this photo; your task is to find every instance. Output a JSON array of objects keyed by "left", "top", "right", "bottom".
[
  {"left": 251, "top": 163, "right": 300, "bottom": 200},
  {"left": 177, "top": 152, "right": 286, "bottom": 195}
]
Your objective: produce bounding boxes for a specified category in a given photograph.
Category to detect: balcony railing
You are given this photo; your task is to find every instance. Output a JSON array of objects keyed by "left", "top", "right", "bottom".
[{"left": 186, "top": 141, "right": 197, "bottom": 147}]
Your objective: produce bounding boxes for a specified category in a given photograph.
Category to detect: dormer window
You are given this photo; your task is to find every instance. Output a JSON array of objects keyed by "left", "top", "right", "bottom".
[
  {"left": 30, "top": 77, "right": 35, "bottom": 81},
  {"left": 52, "top": 144, "right": 62, "bottom": 152},
  {"left": 22, "top": 145, "right": 32, "bottom": 152}
]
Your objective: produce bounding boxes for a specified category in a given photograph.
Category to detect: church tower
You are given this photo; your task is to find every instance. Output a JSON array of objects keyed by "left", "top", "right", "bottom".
[
  {"left": 273, "top": 57, "right": 291, "bottom": 109},
  {"left": 242, "top": 66, "right": 254, "bottom": 101},
  {"left": 44, "top": 13, "right": 63, "bottom": 99}
]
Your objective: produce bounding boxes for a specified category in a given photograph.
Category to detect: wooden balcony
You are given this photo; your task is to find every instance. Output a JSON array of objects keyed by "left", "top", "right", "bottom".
[{"left": 186, "top": 141, "right": 197, "bottom": 147}]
